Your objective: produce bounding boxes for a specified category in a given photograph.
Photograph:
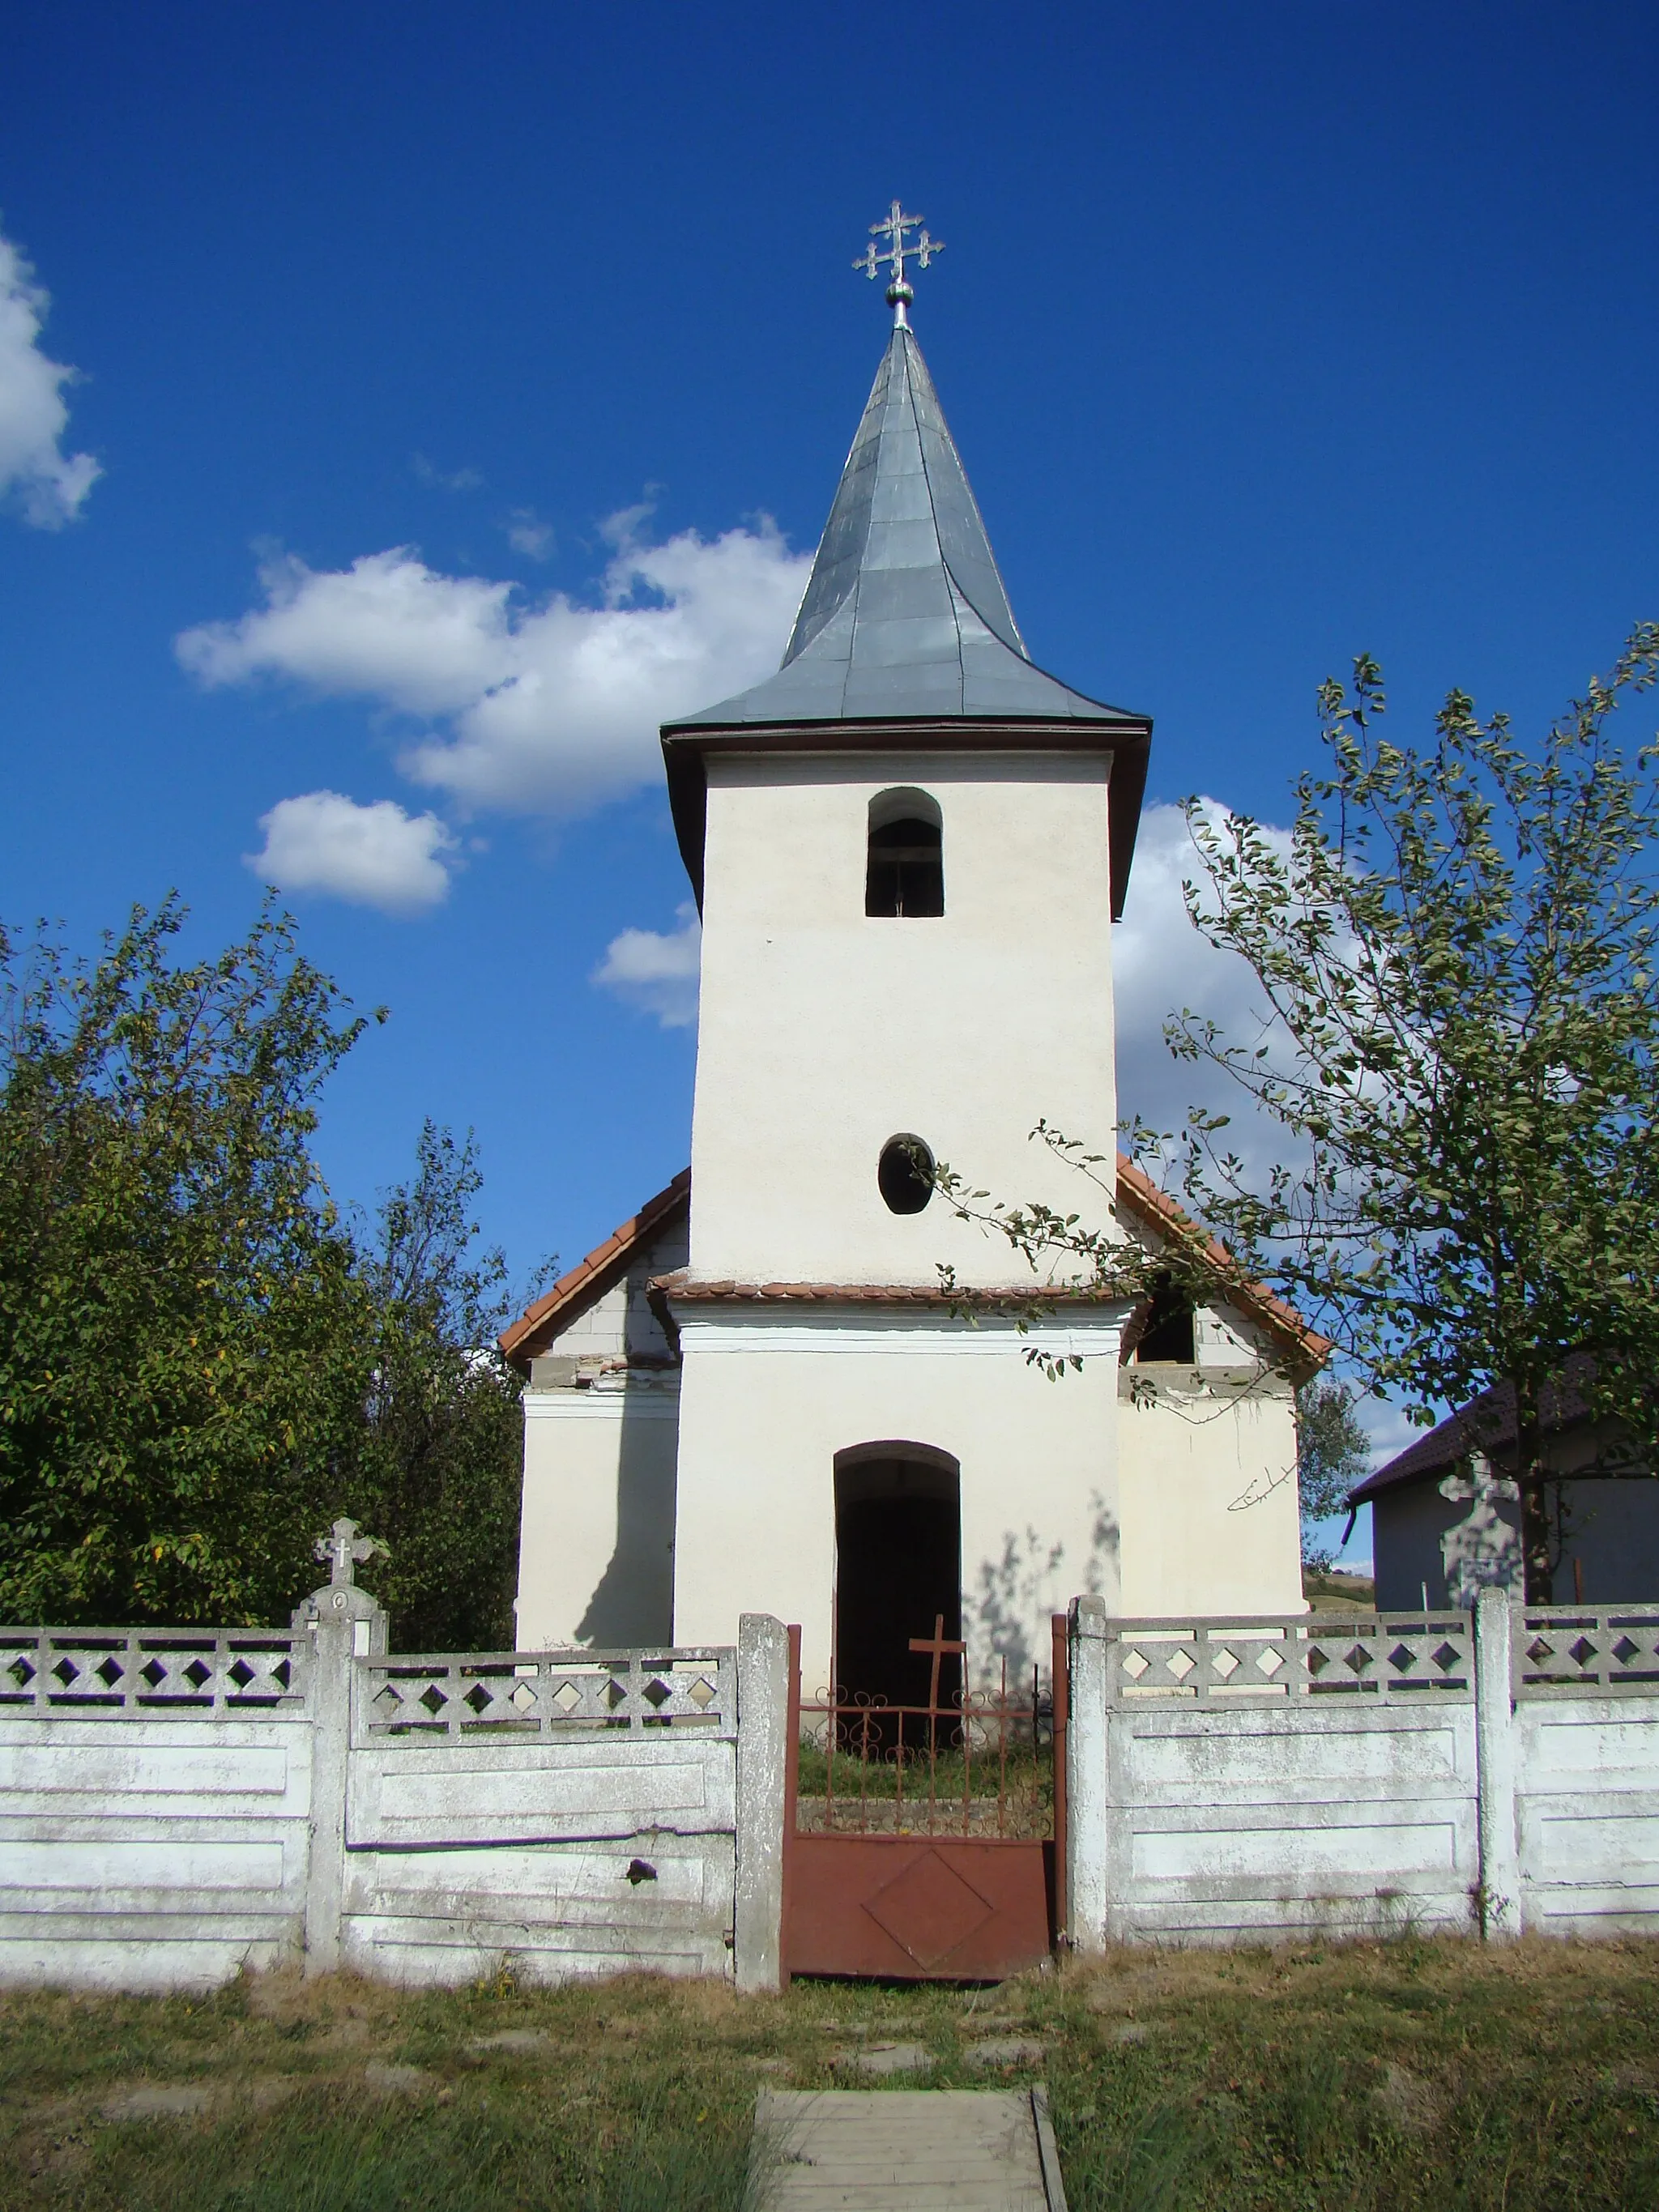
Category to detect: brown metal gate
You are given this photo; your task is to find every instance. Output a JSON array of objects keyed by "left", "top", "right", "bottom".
[{"left": 781, "top": 1616, "right": 1068, "bottom": 1982}]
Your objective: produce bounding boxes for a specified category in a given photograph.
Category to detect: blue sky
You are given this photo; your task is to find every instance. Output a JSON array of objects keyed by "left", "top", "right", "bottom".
[{"left": 2, "top": 4, "right": 1656, "bottom": 1557}]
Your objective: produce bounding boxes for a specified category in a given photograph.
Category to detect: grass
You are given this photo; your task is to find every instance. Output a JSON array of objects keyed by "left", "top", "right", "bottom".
[
  {"left": 2, "top": 1937, "right": 1657, "bottom": 2210},
  {"left": 793, "top": 1737, "right": 1053, "bottom": 1834}
]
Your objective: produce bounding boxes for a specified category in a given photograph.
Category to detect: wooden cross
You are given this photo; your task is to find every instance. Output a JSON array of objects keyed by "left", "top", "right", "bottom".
[{"left": 908, "top": 1613, "right": 966, "bottom": 1715}]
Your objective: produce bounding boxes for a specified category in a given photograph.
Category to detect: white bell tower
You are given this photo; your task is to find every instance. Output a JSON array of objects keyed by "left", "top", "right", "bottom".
[{"left": 654, "top": 236, "right": 1154, "bottom": 1696}]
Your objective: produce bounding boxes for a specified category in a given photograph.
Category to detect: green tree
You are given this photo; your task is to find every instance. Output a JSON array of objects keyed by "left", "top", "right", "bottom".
[
  {"left": 345, "top": 1122, "right": 527, "bottom": 1651},
  {"left": 1294, "top": 1379, "right": 1369, "bottom": 1574},
  {"left": 0, "top": 900, "right": 533, "bottom": 1641},
  {"left": 0, "top": 897, "right": 373, "bottom": 1624},
  {"left": 1164, "top": 625, "right": 1659, "bottom": 1599}
]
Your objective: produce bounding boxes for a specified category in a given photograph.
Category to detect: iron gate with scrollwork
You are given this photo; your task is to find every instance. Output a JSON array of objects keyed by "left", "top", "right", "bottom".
[{"left": 781, "top": 1616, "right": 1068, "bottom": 1981}]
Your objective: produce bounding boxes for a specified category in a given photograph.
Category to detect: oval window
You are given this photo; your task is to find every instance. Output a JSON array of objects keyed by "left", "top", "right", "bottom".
[{"left": 878, "top": 1134, "right": 935, "bottom": 1215}]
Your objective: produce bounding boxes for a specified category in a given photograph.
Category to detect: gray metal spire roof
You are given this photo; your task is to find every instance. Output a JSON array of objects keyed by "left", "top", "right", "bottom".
[{"left": 672, "top": 325, "right": 1140, "bottom": 727}]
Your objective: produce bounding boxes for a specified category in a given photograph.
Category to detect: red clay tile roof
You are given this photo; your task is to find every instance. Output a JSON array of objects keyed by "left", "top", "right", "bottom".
[
  {"left": 649, "top": 1272, "right": 1122, "bottom": 1305},
  {"left": 1111, "top": 1152, "right": 1332, "bottom": 1377},
  {"left": 498, "top": 1170, "right": 689, "bottom": 1369},
  {"left": 501, "top": 1157, "right": 1328, "bottom": 1379}
]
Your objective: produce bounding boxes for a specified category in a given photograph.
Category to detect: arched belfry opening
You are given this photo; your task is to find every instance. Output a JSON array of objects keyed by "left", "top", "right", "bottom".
[
  {"left": 865, "top": 787, "right": 944, "bottom": 917},
  {"left": 832, "top": 1444, "right": 962, "bottom": 1717}
]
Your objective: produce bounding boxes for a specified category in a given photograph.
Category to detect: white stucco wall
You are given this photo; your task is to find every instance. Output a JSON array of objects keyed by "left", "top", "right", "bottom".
[
  {"left": 1116, "top": 1366, "right": 1304, "bottom": 1616},
  {"left": 687, "top": 749, "right": 1119, "bottom": 1288},
  {"left": 515, "top": 737, "right": 1307, "bottom": 1654},
  {"left": 514, "top": 1381, "right": 680, "bottom": 1650},
  {"left": 513, "top": 1214, "right": 688, "bottom": 1652},
  {"left": 669, "top": 1306, "right": 1124, "bottom": 1691}
]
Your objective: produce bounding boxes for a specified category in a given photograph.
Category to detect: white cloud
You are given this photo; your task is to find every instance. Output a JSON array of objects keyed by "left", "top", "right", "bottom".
[
  {"left": 1114, "top": 799, "right": 1307, "bottom": 1189},
  {"left": 245, "top": 791, "right": 456, "bottom": 916},
  {"left": 1119, "top": 803, "right": 1423, "bottom": 1465},
  {"left": 593, "top": 901, "right": 701, "bottom": 1028},
  {"left": 412, "top": 454, "right": 482, "bottom": 492},
  {"left": 177, "top": 516, "right": 811, "bottom": 822},
  {"left": 181, "top": 551, "right": 516, "bottom": 714},
  {"left": 0, "top": 231, "right": 100, "bottom": 528},
  {"left": 506, "top": 509, "right": 554, "bottom": 560}
]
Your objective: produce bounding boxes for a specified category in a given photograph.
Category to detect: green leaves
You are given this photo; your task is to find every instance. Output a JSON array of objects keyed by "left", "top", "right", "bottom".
[
  {"left": 1295, "top": 1380, "right": 1370, "bottom": 1572},
  {"left": 1163, "top": 626, "right": 1659, "bottom": 1592},
  {"left": 0, "top": 901, "right": 525, "bottom": 1641}
]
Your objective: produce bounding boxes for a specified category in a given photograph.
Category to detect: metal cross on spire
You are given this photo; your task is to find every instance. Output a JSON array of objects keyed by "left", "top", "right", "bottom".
[{"left": 854, "top": 199, "right": 945, "bottom": 326}]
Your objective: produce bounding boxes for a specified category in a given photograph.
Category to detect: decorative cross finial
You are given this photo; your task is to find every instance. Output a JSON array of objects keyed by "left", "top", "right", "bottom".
[
  {"left": 316, "top": 1517, "right": 382, "bottom": 1588},
  {"left": 854, "top": 200, "right": 945, "bottom": 327}
]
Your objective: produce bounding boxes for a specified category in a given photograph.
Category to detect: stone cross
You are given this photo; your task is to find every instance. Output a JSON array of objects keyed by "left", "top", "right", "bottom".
[
  {"left": 315, "top": 1518, "right": 381, "bottom": 1588},
  {"left": 1439, "top": 1452, "right": 1521, "bottom": 1610}
]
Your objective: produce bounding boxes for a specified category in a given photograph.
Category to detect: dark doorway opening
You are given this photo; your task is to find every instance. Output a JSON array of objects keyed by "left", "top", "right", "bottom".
[
  {"left": 1133, "top": 1274, "right": 1196, "bottom": 1364},
  {"left": 833, "top": 1448, "right": 962, "bottom": 1720}
]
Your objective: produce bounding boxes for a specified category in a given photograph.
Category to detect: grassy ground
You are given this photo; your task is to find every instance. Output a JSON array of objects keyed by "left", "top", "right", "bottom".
[
  {"left": 794, "top": 1739, "right": 1052, "bottom": 1835},
  {"left": 3, "top": 1937, "right": 1657, "bottom": 2210}
]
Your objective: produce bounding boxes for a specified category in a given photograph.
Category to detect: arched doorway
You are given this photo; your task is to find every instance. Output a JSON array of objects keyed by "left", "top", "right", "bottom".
[{"left": 832, "top": 1444, "right": 962, "bottom": 1715}]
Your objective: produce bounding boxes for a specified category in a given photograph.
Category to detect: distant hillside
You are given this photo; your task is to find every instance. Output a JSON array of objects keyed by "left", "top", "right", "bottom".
[{"left": 1303, "top": 1566, "right": 1377, "bottom": 1616}]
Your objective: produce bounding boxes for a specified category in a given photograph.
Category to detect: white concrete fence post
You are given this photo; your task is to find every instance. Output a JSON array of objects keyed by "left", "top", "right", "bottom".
[
  {"left": 292, "top": 1519, "right": 389, "bottom": 1977},
  {"left": 1473, "top": 1586, "right": 1522, "bottom": 1939},
  {"left": 734, "top": 1613, "right": 790, "bottom": 1995},
  {"left": 1067, "top": 1595, "right": 1111, "bottom": 1956}
]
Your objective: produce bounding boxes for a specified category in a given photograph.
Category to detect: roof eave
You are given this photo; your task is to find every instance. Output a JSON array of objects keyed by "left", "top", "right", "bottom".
[
  {"left": 1112, "top": 1152, "right": 1333, "bottom": 1383},
  {"left": 499, "top": 1170, "right": 692, "bottom": 1371}
]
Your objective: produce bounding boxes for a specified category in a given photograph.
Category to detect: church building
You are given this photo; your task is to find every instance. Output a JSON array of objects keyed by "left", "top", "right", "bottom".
[{"left": 505, "top": 237, "right": 1325, "bottom": 1697}]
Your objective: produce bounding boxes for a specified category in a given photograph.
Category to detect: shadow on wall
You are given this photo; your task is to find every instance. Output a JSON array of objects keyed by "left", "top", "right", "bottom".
[
  {"left": 576, "top": 1384, "right": 678, "bottom": 1647},
  {"left": 972, "top": 1492, "right": 1118, "bottom": 1684}
]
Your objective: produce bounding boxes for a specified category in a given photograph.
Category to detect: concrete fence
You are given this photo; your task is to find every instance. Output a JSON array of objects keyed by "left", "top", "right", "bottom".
[
  {"left": 0, "top": 1536, "right": 791, "bottom": 1994},
  {"left": 1065, "top": 1590, "right": 1659, "bottom": 1948},
  {"left": 6, "top": 1562, "right": 1658, "bottom": 1993}
]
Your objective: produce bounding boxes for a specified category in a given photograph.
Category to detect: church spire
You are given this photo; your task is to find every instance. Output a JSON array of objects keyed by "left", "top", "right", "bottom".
[
  {"left": 676, "top": 317, "right": 1138, "bottom": 729},
  {"left": 662, "top": 218, "right": 1152, "bottom": 911}
]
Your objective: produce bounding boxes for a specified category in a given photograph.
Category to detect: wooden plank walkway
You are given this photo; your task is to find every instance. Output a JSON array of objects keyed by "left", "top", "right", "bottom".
[{"left": 754, "top": 2088, "right": 1068, "bottom": 2210}]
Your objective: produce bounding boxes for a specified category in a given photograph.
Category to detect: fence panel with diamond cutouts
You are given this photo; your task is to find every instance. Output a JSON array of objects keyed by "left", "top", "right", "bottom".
[
  {"left": 358, "top": 1647, "right": 736, "bottom": 1738},
  {"left": 0, "top": 1618, "right": 749, "bottom": 1993},
  {"left": 1512, "top": 1606, "right": 1659, "bottom": 1935},
  {"left": 1107, "top": 1613, "right": 1473, "bottom": 1705},
  {"left": 1085, "top": 1610, "right": 1482, "bottom": 1946},
  {"left": 1071, "top": 1600, "right": 1659, "bottom": 1949},
  {"left": 340, "top": 1645, "right": 740, "bottom": 1984},
  {"left": 2, "top": 1629, "right": 309, "bottom": 1714},
  {"left": 12, "top": 1593, "right": 1659, "bottom": 1992},
  {"left": 1512, "top": 1606, "right": 1659, "bottom": 1698},
  {"left": 0, "top": 1628, "right": 316, "bottom": 1991}
]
